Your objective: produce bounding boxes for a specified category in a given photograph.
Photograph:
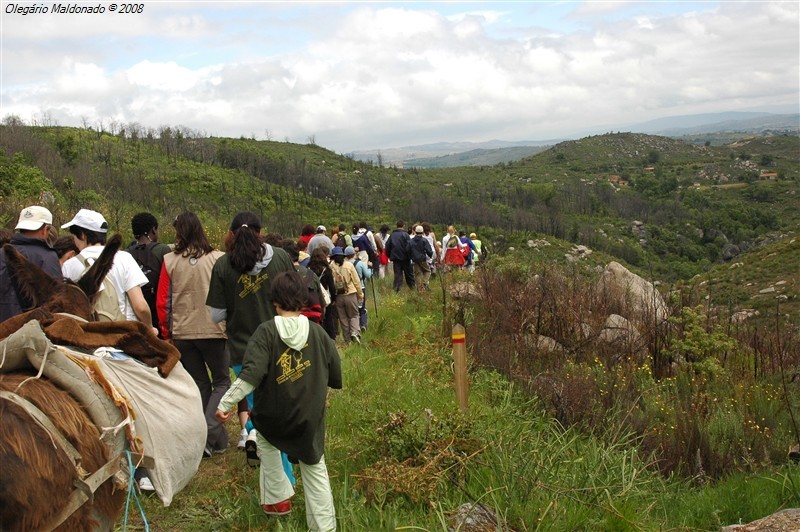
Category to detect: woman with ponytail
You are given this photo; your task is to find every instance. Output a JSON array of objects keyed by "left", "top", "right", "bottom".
[{"left": 206, "top": 212, "right": 296, "bottom": 477}]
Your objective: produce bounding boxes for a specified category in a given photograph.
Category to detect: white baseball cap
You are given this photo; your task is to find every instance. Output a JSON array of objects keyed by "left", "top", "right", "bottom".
[
  {"left": 61, "top": 208, "right": 108, "bottom": 233},
  {"left": 15, "top": 206, "right": 53, "bottom": 231}
]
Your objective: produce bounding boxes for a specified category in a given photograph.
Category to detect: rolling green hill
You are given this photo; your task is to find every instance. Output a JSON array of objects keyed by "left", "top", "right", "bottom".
[{"left": 1, "top": 121, "right": 797, "bottom": 289}]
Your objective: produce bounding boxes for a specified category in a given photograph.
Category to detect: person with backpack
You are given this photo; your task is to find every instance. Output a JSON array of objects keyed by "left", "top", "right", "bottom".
[
  {"left": 60, "top": 208, "right": 157, "bottom": 491},
  {"left": 410, "top": 225, "right": 434, "bottom": 292},
  {"left": 470, "top": 232, "right": 487, "bottom": 267},
  {"left": 128, "top": 212, "right": 171, "bottom": 336},
  {"left": 441, "top": 225, "right": 466, "bottom": 271},
  {"left": 384, "top": 220, "right": 415, "bottom": 292},
  {"left": 459, "top": 231, "right": 478, "bottom": 272},
  {"left": 307, "top": 248, "right": 338, "bottom": 341},
  {"left": 328, "top": 246, "right": 363, "bottom": 345},
  {"left": 277, "top": 238, "right": 327, "bottom": 326},
  {"left": 333, "top": 224, "right": 352, "bottom": 249},
  {"left": 350, "top": 225, "right": 375, "bottom": 267},
  {"left": 345, "top": 245, "right": 371, "bottom": 331},
  {"left": 61, "top": 209, "right": 154, "bottom": 328},
  {"left": 157, "top": 211, "right": 229, "bottom": 457}
]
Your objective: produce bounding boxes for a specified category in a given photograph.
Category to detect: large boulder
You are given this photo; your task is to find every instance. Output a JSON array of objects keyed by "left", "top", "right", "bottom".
[
  {"left": 721, "top": 509, "right": 800, "bottom": 531},
  {"left": 597, "top": 261, "right": 668, "bottom": 323},
  {"left": 522, "top": 333, "right": 564, "bottom": 354},
  {"left": 598, "top": 314, "right": 648, "bottom": 361},
  {"left": 449, "top": 281, "right": 482, "bottom": 301}
]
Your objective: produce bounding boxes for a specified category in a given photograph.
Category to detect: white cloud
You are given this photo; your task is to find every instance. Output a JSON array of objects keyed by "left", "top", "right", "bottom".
[
  {"left": 126, "top": 61, "right": 213, "bottom": 91},
  {"left": 0, "top": 1, "right": 797, "bottom": 151}
]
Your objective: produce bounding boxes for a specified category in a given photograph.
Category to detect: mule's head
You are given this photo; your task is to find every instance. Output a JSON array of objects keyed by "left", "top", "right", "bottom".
[{"left": 3, "top": 234, "right": 123, "bottom": 321}]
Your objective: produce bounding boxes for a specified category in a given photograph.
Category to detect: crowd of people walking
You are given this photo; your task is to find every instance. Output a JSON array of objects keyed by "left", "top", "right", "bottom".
[{"left": 0, "top": 205, "right": 487, "bottom": 531}]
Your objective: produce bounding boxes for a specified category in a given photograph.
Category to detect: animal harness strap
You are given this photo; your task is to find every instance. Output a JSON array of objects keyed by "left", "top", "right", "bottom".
[
  {"left": 0, "top": 389, "right": 85, "bottom": 472},
  {"left": 41, "top": 458, "right": 121, "bottom": 532},
  {"left": 0, "top": 390, "right": 122, "bottom": 532}
]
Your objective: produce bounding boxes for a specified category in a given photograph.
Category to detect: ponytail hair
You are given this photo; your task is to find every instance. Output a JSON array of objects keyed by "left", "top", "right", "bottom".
[{"left": 226, "top": 211, "right": 264, "bottom": 274}]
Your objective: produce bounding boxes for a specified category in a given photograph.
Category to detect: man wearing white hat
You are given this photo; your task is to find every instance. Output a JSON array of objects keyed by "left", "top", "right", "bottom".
[
  {"left": 306, "top": 225, "right": 334, "bottom": 257},
  {"left": 0, "top": 205, "right": 62, "bottom": 322},
  {"left": 61, "top": 208, "right": 155, "bottom": 330}
]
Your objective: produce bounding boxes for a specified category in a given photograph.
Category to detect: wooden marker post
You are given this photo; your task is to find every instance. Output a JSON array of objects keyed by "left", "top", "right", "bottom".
[{"left": 452, "top": 324, "right": 468, "bottom": 412}]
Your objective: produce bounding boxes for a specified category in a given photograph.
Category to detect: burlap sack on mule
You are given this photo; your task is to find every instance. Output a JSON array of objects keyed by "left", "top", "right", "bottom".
[{"left": 0, "top": 320, "right": 205, "bottom": 506}]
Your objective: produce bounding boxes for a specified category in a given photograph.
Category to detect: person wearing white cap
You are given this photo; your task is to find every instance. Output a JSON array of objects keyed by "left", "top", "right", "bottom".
[
  {"left": 409, "top": 225, "right": 434, "bottom": 292},
  {"left": 0, "top": 205, "right": 62, "bottom": 322},
  {"left": 306, "top": 225, "right": 334, "bottom": 258},
  {"left": 60, "top": 208, "right": 159, "bottom": 491},
  {"left": 61, "top": 209, "right": 155, "bottom": 330}
]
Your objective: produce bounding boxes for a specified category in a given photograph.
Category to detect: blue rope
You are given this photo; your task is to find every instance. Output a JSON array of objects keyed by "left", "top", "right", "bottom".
[{"left": 122, "top": 451, "right": 150, "bottom": 531}]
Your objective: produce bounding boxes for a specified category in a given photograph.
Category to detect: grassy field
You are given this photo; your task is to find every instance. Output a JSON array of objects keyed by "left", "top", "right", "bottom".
[{"left": 116, "top": 274, "right": 799, "bottom": 531}]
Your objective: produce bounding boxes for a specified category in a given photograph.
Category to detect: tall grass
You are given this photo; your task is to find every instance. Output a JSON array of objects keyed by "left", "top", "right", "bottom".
[
  {"left": 118, "top": 275, "right": 796, "bottom": 530},
  {"left": 469, "top": 256, "right": 800, "bottom": 480}
]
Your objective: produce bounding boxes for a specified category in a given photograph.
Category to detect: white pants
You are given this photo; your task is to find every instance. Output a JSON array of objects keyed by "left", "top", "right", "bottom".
[{"left": 256, "top": 432, "right": 336, "bottom": 531}]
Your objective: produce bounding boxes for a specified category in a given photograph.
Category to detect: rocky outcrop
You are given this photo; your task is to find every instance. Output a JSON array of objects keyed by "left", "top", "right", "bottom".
[
  {"left": 731, "top": 309, "right": 759, "bottom": 324},
  {"left": 449, "top": 281, "right": 481, "bottom": 301},
  {"left": 523, "top": 333, "right": 564, "bottom": 354},
  {"left": 565, "top": 245, "right": 592, "bottom": 262},
  {"left": 721, "top": 508, "right": 800, "bottom": 531},
  {"left": 448, "top": 503, "right": 503, "bottom": 531},
  {"left": 597, "top": 261, "right": 668, "bottom": 323},
  {"left": 598, "top": 314, "right": 648, "bottom": 361}
]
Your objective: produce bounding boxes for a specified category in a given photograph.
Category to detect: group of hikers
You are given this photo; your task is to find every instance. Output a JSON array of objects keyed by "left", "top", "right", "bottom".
[{"left": 0, "top": 204, "right": 487, "bottom": 531}]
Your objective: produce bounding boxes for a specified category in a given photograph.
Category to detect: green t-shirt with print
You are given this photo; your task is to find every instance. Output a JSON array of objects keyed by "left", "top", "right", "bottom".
[
  {"left": 238, "top": 319, "right": 342, "bottom": 464},
  {"left": 206, "top": 246, "right": 294, "bottom": 364}
]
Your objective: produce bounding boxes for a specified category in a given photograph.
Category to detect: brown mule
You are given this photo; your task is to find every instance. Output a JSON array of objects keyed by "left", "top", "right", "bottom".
[
  {"left": 0, "top": 234, "right": 127, "bottom": 530},
  {"left": 0, "top": 235, "right": 121, "bottom": 338}
]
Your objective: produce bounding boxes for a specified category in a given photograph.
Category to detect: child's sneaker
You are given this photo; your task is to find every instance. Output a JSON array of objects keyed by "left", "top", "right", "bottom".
[
  {"left": 237, "top": 428, "right": 248, "bottom": 450},
  {"left": 262, "top": 499, "right": 291, "bottom": 516},
  {"left": 245, "top": 429, "right": 259, "bottom": 467}
]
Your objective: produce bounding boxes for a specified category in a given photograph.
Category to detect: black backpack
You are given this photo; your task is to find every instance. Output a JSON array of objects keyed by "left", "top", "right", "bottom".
[
  {"left": 128, "top": 242, "right": 162, "bottom": 328},
  {"left": 410, "top": 237, "right": 429, "bottom": 264}
]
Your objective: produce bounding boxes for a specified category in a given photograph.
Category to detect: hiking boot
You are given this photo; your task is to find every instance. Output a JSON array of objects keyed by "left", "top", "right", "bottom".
[
  {"left": 262, "top": 499, "right": 291, "bottom": 516},
  {"left": 351, "top": 334, "right": 361, "bottom": 345},
  {"left": 237, "top": 428, "right": 248, "bottom": 450},
  {"left": 245, "top": 429, "right": 259, "bottom": 467}
]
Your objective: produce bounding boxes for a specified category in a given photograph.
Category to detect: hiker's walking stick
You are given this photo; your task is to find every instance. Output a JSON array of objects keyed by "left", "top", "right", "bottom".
[{"left": 371, "top": 276, "right": 378, "bottom": 317}]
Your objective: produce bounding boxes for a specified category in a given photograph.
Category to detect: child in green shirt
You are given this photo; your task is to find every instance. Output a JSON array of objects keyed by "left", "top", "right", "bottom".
[{"left": 216, "top": 271, "right": 342, "bottom": 531}]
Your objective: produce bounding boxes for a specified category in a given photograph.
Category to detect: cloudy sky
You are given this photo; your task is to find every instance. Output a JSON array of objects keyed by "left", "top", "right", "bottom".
[{"left": 1, "top": 1, "right": 798, "bottom": 153}]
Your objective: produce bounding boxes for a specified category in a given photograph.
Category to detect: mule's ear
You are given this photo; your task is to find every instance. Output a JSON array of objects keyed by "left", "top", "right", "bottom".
[
  {"left": 2, "top": 243, "right": 62, "bottom": 308},
  {"left": 76, "top": 234, "right": 123, "bottom": 298}
]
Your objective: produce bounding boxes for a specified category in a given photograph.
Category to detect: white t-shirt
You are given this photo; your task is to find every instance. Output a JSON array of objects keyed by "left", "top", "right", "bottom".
[{"left": 62, "top": 246, "right": 148, "bottom": 321}]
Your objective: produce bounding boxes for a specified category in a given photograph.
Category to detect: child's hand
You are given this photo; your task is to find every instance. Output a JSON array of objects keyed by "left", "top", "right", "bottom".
[{"left": 215, "top": 409, "right": 231, "bottom": 423}]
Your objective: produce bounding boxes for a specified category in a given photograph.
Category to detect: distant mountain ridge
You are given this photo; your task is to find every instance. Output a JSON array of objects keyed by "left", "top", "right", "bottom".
[
  {"left": 349, "top": 139, "right": 556, "bottom": 168},
  {"left": 350, "top": 112, "right": 799, "bottom": 168},
  {"left": 628, "top": 112, "right": 799, "bottom": 136},
  {"left": 403, "top": 145, "right": 550, "bottom": 168}
]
